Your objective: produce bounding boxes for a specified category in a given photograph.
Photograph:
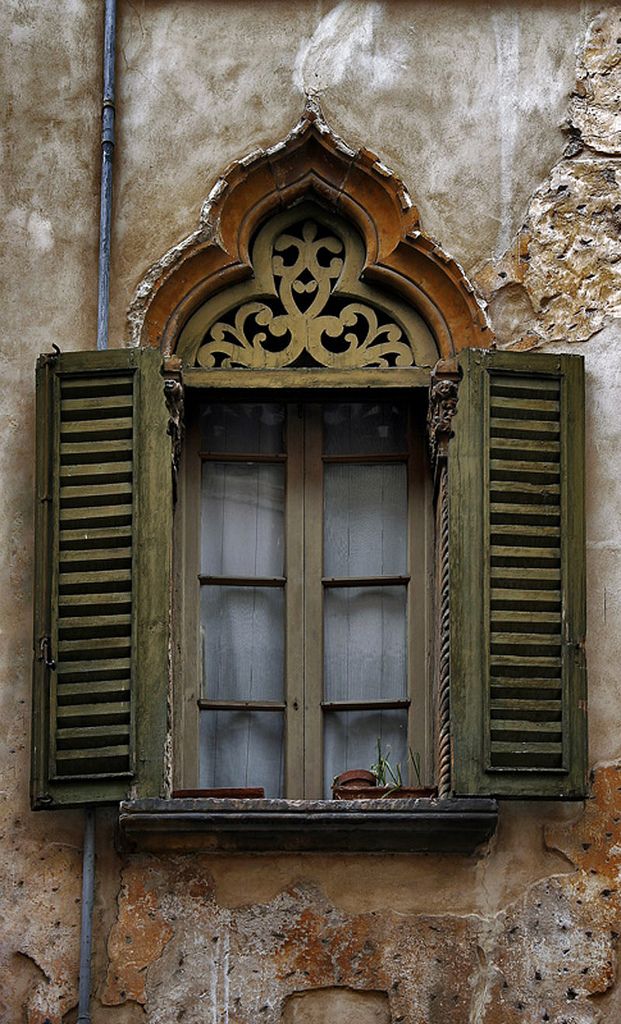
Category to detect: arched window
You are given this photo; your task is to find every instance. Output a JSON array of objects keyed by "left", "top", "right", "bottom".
[
  {"left": 174, "top": 203, "right": 435, "bottom": 799},
  {"left": 32, "top": 109, "right": 586, "bottom": 848}
]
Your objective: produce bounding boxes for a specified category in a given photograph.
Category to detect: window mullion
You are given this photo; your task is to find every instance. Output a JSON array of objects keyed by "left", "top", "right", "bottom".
[
  {"left": 303, "top": 404, "right": 324, "bottom": 799},
  {"left": 284, "top": 405, "right": 305, "bottom": 798},
  {"left": 408, "top": 407, "right": 430, "bottom": 785}
]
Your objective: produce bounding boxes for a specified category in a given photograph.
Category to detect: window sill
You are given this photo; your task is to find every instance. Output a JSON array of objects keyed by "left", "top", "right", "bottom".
[{"left": 117, "top": 797, "right": 498, "bottom": 854}]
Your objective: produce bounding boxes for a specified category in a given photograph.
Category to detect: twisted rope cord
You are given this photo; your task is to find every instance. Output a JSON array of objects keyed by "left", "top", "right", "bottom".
[{"left": 437, "top": 465, "right": 452, "bottom": 799}]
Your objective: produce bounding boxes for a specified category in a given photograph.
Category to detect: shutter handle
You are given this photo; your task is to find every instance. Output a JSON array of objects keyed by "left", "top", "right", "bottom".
[{"left": 39, "top": 636, "right": 56, "bottom": 672}]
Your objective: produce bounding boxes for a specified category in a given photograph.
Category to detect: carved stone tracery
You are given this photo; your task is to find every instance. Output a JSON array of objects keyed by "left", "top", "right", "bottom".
[{"left": 181, "top": 206, "right": 437, "bottom": 370}]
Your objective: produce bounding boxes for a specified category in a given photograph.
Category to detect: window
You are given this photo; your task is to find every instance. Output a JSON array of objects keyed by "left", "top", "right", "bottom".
[
  {"left": 180, "top": 397, "right": 430, "bottom": 799},
  {"left": 30, "top": 254, "right": 587, "bottom": 817}
]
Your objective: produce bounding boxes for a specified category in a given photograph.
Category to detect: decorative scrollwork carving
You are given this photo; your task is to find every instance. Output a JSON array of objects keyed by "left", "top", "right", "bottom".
[
  {"left": 427, "top": 373, "right": 460, "bottom": 466},
  {"left": 188, "top": 208, "right": 434, "bottom": 370},
  {"left": 164, "top": 378, "right": 184, "bottom": 500}
]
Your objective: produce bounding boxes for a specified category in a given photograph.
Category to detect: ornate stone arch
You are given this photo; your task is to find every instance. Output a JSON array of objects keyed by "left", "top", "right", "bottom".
[{"left": 130, "top": 100, "right": 493, "bottom": 363}]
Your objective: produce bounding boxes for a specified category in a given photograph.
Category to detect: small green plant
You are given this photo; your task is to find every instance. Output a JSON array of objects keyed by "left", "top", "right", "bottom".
[
  {"left": 370, "top": 738, "right": 402, "bottom": 789},
  {"left": 370, "top": 739, "right": 423, "bottom": 793},
  {"left": 409, "top": 746, "right": 423, "bottom": 787}
]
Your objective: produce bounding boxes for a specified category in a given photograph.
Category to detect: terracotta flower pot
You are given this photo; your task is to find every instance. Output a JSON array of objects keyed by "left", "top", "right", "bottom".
[{"left": 332, "top": 769, "right": 377, "bottom": 791}]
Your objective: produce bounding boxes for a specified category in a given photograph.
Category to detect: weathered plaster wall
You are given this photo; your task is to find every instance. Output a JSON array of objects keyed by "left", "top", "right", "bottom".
[{"left": 2, "top": 1, "right": 621, "bottom": 1021}]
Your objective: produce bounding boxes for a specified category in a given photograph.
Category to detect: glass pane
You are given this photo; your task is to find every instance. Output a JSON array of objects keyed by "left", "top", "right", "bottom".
[
  {"left": 323, "top": 709, "right": 408, "bottom": 798},
  {"left": 323, "top": 402, "right": 407, "bottom": 455},
  {"left": 202, "top": 586, "right": 284, "bottom": 701},
  {"left": 324, "top": 587, "right": 407, "bottom": 701},
  {"left": 324, "top": 463, "right": 407, "bottom": 577},
  {"left": 200, "top": 402, "right": 285, "bottom": 454},
  {"left": 200, "top": 709, "right": 284, "bottom": 797},
  {"left": 201, "top": 463, "right": 285, "bottom": 576}
]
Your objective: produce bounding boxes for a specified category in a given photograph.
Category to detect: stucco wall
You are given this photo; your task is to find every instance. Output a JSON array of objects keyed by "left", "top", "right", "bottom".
[{"left": 2, "top": 1, "right": 621, "bottom": 1021}]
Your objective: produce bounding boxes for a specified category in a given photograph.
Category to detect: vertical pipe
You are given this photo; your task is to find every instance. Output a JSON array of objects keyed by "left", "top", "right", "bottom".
[
  {"left": 97, "top": 0, "right": 117, "bottom": 351},
  {"left": 77, "top": 809, "right": 96, "bottom": 1024}
]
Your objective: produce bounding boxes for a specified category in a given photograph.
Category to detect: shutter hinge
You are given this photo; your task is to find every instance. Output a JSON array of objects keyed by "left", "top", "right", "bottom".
[{"left": 38, "top": 636, "right": 56, "bottom": 672}]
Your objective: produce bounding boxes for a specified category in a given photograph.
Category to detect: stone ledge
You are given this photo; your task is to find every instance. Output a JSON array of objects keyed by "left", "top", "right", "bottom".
[{"left": 117, "top": 797, "right": 498, "bottom": 854}]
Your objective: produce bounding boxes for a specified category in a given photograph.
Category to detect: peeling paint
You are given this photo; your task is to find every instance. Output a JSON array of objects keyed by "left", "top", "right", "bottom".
[
  {"left": 102, "top": 860, "right": 174, "bottom": 1006},
  {"left": 293, "top": 2, "right": 408, "bottom": 96},
  {"left": 100, "top": 765, "right": 621, "bottom": 1024},
  {"left": 570, "top": 9, "right": 621, "bottom": 155}
]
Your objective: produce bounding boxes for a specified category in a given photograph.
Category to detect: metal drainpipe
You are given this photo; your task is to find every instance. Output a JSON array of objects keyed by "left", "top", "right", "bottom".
[
  {"left": 77, "top": 3, "right": 118, "bottom": 1020},
  {"left": 77, "top": 809, "right": 96, "bottom": 1024},
  {"left": 97, "top": 0, "right": 117, "bottom": 351}
]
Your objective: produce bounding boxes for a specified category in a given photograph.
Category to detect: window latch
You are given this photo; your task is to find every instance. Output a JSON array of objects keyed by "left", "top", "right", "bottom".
[{"left": 39, "top": 636, "right": 56, "bottom": 672}]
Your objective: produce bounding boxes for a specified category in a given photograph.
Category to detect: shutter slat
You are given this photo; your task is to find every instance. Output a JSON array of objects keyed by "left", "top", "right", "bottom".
[
  {"left": 60, "top": 462, "right": 133, "bottom": 485},
  {"left": 60, "top": 439, "right": 133, "bottom": 463},
  {"left": 491, "top": 698, "right": 562, "bottom": 714},
  {"left": 59, "top": 526, "right": 132, "bottom": 550},
  {"left": 59, "top": 505, "right": 133, "bottom": 528},
  {"left": 61, "top": 396, "right": 134, "bottom": 418},
  {"left": 490, "top": 437, "right": 560, "bottom": 457},
  {"left": 57, "top": 657, "right": 131, "bottom": 679},
  {"left": 59, "top": 592, "right": 131, "bottom": 610},
  {"left": 57, "top": 724, "right": 130, "bottom": 745},
  {"left": 60, "top": 549, "right": 131, "bottom": 569},
  {"left": 57, "top": 702, "right": 130, "bottom": 724},
  {"left": 58, "top": 570, "right": 132, "bottom": 591},
  {"left": 57, "top": 680, "right": 131, "bottom": 703},
  {"left": 491, "top": 524, "right": 560, "bottom": 544},
  {"left": 58, "top": 637, "right": 132, "bottom": 658},
  {"left": 58, "top": 613, "right": 132, "bottom": 637},
  {"left": 60, "top": 418, "right": 133, "bottom": 440},
  {"left": 60, "top": 482, "right": 133, "bottom": 507},
  {"left": 491, "top": 589, "right": 561, "bottom": 609}
]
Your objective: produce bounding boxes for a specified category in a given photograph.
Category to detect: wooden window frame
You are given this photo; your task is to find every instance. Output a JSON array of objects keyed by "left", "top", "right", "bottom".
[{"left": 173, "top": 373, "right": 434, "bottom": 800}]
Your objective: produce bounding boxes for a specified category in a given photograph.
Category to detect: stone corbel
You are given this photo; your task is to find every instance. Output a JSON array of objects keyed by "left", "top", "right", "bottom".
[
  {"left": 163, "top": 357, "right": 184, "bottom": 500},
  {"left": 427, "top": 359, "right": 460, "bottom": 469}
]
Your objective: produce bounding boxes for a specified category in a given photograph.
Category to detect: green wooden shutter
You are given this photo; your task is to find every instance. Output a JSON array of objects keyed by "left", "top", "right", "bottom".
[
  {"left": 32, "top": 349, "right": 172, "bottom": 808},
  {"left": 449, "top": 349, "right": 586, "bottom": 798}
]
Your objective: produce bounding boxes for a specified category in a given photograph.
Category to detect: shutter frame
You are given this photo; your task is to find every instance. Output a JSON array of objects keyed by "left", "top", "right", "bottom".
[
  {"left": 31, "top": 348, "right": 172, "bottom": 808},
  {"left": 449, "top": 349, "right": 587, "bottom": 799}
]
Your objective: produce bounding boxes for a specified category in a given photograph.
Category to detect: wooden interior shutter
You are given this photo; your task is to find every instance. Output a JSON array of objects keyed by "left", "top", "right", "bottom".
[
  {"left": 449, "top": 349, "right": 586, "bottom": 798},
  {"left": 32, "top": 349, "right": 172, "bottom": 807}
]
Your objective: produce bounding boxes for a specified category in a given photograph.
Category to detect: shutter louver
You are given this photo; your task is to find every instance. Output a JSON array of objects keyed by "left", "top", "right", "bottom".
[
  {"left": 449, "top": 350, "right": 586, "bottom": 799},
  {"left": 54, "top": 370, "right": 135, "bottom": 781},
  {"left": 32, "top": 349, "right": 172, "bottom": 808},
  {"left": 488, "top": 372, "right": 563, "bottom": 772}
]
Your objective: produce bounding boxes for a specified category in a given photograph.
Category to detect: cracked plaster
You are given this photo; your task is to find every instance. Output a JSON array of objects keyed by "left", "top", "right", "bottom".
[
  {"left": 100, "top": 763, "right": 621, "bottom": 1024},
  {"left": 476, "top": 7, "right": 621, "bottom": 350}
]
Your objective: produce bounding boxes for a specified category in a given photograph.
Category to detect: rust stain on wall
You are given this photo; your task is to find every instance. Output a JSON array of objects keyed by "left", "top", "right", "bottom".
[
  {"left": 102, "top": 859, "right": 174, "bottom": 1007},
  {"left": 100, "top": 765, "right": 621, "bottom": 1023}
]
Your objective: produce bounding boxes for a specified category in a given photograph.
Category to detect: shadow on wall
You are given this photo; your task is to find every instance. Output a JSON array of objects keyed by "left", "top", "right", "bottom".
[{"left": 282, "top": 987, "right": 390, "bottom": 1024}]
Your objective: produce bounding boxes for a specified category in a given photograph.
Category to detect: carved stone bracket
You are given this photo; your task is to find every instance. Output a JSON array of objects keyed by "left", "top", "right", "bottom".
[
  {"left": 163, "top": 365, "right": 184, "bottom": 499},
  {"left": 427, "top": 361, "right": 461, "bottom": 467}
]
